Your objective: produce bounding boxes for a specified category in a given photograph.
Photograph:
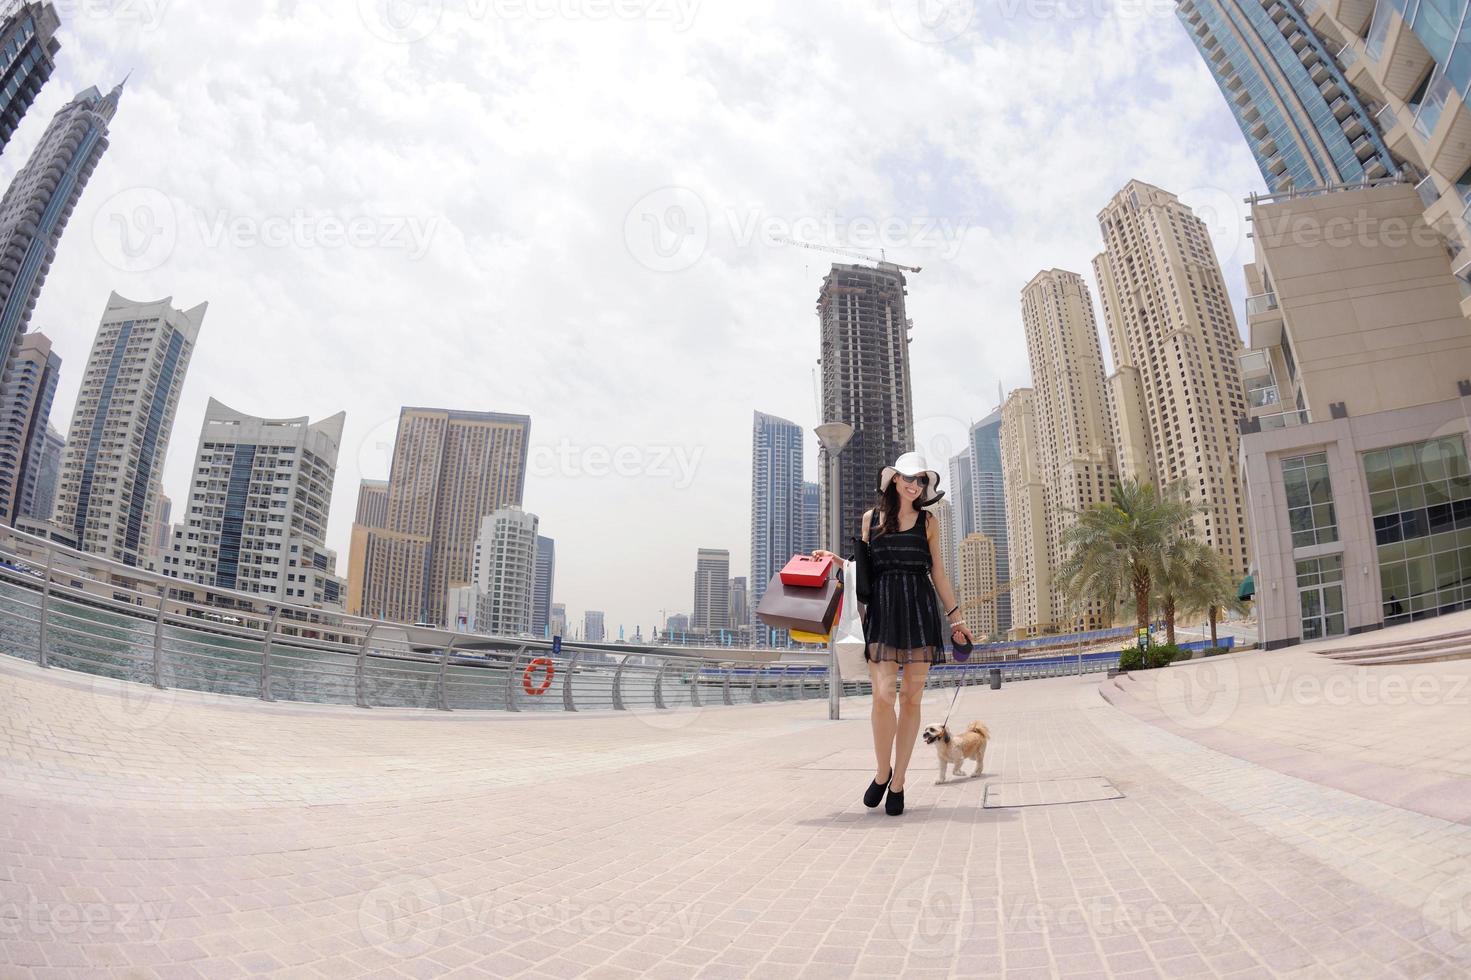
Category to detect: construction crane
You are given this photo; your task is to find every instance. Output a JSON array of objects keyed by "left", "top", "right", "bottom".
[{"left": 771, "top": 235, "right": 923, "bottom": 274}]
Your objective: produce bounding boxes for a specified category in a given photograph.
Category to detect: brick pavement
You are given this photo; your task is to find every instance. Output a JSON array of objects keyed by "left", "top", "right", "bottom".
[{"left": 3, "top": 646, "right": 1471, "bottom": 978}]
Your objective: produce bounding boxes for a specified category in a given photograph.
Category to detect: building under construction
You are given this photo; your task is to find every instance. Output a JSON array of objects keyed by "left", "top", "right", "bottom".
[{"left": 817, "top": 262, "right": 915, "bottom": 550}]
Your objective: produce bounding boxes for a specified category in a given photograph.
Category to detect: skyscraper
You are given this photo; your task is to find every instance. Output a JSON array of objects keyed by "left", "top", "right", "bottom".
[
  {"left": 1236, "top": 181, "right": 1471, "bottom": 644},
  {"left": 0, "top": 3, "right": 61, "bottom": 156},
  {"left": 969, "top": 408, "right": 1011, "bottom": 634},
  {"left": 1018, "top": 270, "right": 1118, "bottom": 632},
  {"left": 948, "top": 448, "right": 975, "bottom": 539},
  {"left": 23, "top": 423, "right": 60, "bottom": 521},
  {"left": 584, "top": 610, "right": 605, "bottom": 643},
  {"left": 749, "top": 411, "right": 803, "bottom": 638},
  {"left": 931, "top": 497, "right": 958, "bottom": 585},
  {"left": 801, "top": 481, "right": 821, "bottom": 556},
  {"left": 1176, "top": 0, "right": 1395, "bottom": 194},
  {"left": 0, "top": 82, "right": 122, "bottom": 366},
  {"left": 1094, "top": 181, "right": 1251, "bottom": 575},
  {"left": 956, "top": 532, "right": 998, "bottom": 639},
  {"left": 52, "top": 292, "right": 206, "bottom": 566},
  {"left": 350, "top": 407, "right": 530, "bottom": 625},
  {"left": 728, "top": 575, "right": 748, "bottom": 628},
  {"left": 692, "top": 547, "right": 731, "bottom": 634},
  {"left": 472, "top": 506, "right": 539, "bottom": 636},
  {"left": 354, "top": 479, "right": 389, "bottom": 527},
  {"left": 161, "top": 398, "right": 346, "bottom": 607},
  {"left": 0, "top": 330, "right": 58, "bottom": 524},
  {"left": 818, "top": 262, "right": 915, "bottom": 549},
  {"left": 1000, "top": 388, "right": 1049, "bottom": 638},
  {"left": 532, "top": 533, "right": 555, "bottom": 636},
  {"left": 549, "top": 602, "right": 567, "bottom": 637}
]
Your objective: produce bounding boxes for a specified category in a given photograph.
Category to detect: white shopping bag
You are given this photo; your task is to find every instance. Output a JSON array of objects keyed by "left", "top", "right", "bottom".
[{"left": 833, "top": 560, "right": 867, "bottom": 680}]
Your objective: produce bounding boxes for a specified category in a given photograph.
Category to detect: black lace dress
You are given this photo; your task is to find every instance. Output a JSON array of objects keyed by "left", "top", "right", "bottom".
[{"left": 862, "top": 510, "right": 947, "bottom": 665}]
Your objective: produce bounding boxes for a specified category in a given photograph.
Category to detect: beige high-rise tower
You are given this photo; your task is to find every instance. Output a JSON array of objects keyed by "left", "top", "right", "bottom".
[
  {"left": 1015, "top": 270, "right": 1118, "bottom": 633},
  {"left": 1000, "top": 388, "right": 1050, "bottom": 638},
  {"left": 349, "top": 408, "right": 530, "bottom": 625},
  {"left": 1093, "top": 180, "right": 1251, "bottom": 575},
  {"left": 956, "top": 532, "right": 998, "bottom": 638}
]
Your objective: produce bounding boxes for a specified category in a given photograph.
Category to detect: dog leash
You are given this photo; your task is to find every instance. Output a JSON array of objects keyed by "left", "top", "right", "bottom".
[{"left": 940, "top": 681, "right": 962, "bottom": 728}]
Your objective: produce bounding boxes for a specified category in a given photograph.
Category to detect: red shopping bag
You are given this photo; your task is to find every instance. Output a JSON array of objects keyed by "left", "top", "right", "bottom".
[{"left": 779, "top": 553, "right": 833, "bottom": 588}]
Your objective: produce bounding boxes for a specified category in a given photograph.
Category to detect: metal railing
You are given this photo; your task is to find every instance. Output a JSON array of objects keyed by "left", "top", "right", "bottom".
[{"left": 0, "top": 528, "right": 1120, "bottom": 713}]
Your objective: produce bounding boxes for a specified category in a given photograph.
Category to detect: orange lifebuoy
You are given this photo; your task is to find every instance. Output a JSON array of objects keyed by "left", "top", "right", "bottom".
[{"left": 522, "top": 657, "right": 555, "bottom": 696}]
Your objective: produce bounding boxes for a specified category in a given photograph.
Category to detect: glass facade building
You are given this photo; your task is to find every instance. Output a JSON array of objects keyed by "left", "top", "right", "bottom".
[
  {"left": 0, "top": 3, "right": 61, "bottom": 156},
  {"left": 1365, "top": 435, "right": 1471, "bottom": 624},
  {"left": 0, "top": 83, "right": 121, "bottom": 368},
  {"left": 1178, "top": 0, "right": 1397, "bottom": 191},
  {"left": 969, "top": 408, "right": 1011, "bottom": 635}
]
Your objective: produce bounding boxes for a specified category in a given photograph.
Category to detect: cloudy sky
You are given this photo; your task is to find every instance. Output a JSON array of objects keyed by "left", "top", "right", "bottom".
[{"left": 17, "top": 0, "right": 1264, "bottom": 637}]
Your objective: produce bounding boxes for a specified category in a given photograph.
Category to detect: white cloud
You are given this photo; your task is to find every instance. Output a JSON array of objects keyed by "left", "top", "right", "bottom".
[{"left": 14, "top": 0, "right": 1263, "bottom": 635}]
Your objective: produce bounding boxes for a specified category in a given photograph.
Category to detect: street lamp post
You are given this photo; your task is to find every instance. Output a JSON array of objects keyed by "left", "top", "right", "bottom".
[{"left": 815, "top": 421, "right": 855, "bottom": 721}]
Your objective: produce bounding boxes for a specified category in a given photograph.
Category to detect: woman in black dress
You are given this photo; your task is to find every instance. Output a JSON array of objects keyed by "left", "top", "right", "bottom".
[{"left": 814, "top": 452, "right": 972, "bottom": 815}]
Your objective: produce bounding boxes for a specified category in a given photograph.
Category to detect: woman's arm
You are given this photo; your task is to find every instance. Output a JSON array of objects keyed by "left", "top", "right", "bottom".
[
  {"left": 811, "top": 509, "right": 870, "bottom": 563},
  {"left": 927, "top": 516, "right": 974, "bottom": 644}
]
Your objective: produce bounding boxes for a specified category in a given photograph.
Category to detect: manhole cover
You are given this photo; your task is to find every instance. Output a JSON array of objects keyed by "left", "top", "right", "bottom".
[{"left": 982, "top": 776, "right": 1122, "bottom": 808}]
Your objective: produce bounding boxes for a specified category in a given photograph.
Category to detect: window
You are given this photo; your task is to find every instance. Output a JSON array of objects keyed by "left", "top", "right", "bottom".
[
  {"left": 1281, "top": 452, "right": 1338, "bottom": 549},
  {"left": 1364, "top": 437, "right": 1471, "bottom": 625}
]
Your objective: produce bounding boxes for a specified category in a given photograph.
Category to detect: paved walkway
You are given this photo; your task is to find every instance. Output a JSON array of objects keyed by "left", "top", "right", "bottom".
[{"left": 3, "top": 645, "right": 1471, "bottom": 978}]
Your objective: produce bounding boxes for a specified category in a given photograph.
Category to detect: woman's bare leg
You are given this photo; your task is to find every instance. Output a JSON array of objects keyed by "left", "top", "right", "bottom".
[
  {"left": 869, "top": 659, "right": 899, "bottom": 782},
  {"left": 891, "top": 662, "right": 931, "bottom": 790}
]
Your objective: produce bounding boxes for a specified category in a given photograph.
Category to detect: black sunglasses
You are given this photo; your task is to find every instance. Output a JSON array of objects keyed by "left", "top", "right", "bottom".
[{"left": 898, "top": 473, "right": 929, "bottom": 486}]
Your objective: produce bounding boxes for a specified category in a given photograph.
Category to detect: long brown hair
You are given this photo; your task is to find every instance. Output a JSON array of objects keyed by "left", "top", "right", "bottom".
[{"left": 871, "top": 481, "right": 922, "bottom": 538}]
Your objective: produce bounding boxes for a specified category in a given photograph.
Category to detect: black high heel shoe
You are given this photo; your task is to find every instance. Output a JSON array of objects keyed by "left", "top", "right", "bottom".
[
  {"left": 864, "top": 772, "right": 892, "bottom": 808},
  {"left": 885, "top": 785, "right": 905, "bottom": 816}
]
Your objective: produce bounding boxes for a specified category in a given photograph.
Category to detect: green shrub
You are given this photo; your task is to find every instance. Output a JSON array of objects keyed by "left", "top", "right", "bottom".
[
  {"left": 1117, "top": 643, "right": 1184, "bottom": 671},
  {"left": 1146, "top": 644, "right": 1182, "bottom": 668},
  {"left": 1203, "top": 646, "right": 1231, "bottom": 657}
]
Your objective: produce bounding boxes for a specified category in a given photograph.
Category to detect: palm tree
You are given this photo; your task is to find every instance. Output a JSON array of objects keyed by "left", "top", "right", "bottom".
[
  {"left": 1155, "top": 537, "right": 1221, "bottom": 647},
  {"left": 1056, "top": 480, "right": 1195, "bottom": 637},
  {"left": 1178, "top": 544, "right": 1247, "bottom": 650}
]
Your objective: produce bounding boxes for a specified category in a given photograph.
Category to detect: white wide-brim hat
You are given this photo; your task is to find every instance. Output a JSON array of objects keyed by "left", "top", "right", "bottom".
[{"left": 878, "top": 451, "right": 943, "bottom": 503}]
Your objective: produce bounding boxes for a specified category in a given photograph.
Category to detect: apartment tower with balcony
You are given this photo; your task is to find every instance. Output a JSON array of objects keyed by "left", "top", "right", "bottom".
[
  {"left": 1238, "top": 180, "right": 1471, "bottom": 646},
  {"left": 1094, "top": 181, "right": 1252, "bottom": 576},
  {"left": 161, "top": 398, "right": 346, "bottom": 608},
  {"left": 51, "top": 293, "right": 206, "bottom": 566},
  {"left": 1015, "top": 270, "right": 1119, "bottom": 634}
]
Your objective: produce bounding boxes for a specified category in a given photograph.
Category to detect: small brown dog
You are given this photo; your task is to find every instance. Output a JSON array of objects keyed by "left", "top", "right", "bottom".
[{"left": 921, "top": 721, "right": 990, "bottom": 783}]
